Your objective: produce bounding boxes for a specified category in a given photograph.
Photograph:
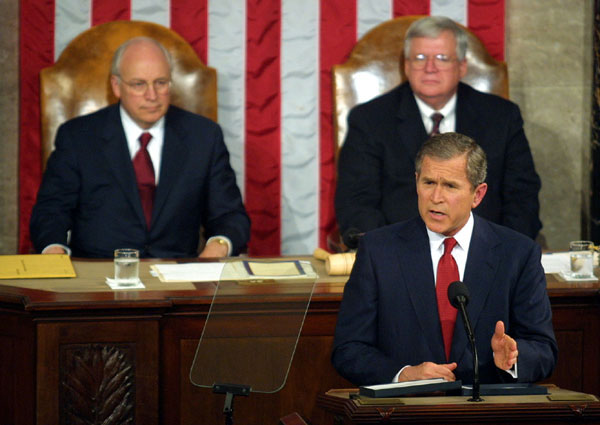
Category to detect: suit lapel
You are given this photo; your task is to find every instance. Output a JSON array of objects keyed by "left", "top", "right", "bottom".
[
  {"left": 395, "top": 84, "right": 429, "bottom": 162},
  {"left": 450, "top": 216, "right": 501, "bottom": 361},
  {"left": 395, "top": 219, "right": 447, "bottom": 362},
  {"left": 100, "top": 105, "right": 146, "bottom": 225},
  {"left": 152, "top": 108, "right": 189, "bottom": 226}
]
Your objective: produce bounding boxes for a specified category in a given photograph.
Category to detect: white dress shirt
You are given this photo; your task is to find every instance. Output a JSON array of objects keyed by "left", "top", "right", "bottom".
[
  {"left": 120, "top": 106, "right": 165, "bottom": 184},
  {"left": 426, "top": 212, "right": 474, "bottom": 283},
  {"left": 414, "top": 93, "right": 457, "bottom": 135}
]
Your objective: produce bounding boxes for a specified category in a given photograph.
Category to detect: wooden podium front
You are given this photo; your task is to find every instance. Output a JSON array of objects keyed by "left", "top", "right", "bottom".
[{"left": 318, "top": 387, "right": 600, "bottom": 424}]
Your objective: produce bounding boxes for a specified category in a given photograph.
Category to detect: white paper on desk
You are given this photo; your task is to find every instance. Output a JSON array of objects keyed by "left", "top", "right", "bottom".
[
  {"left": 542, "top": 251, "right": 600, "bottom": 276},
  {"left": 558, "top": 270, "right": 598, "bottom": 282},
  {"left": 151, "top": 262, "right": 225, "bottom": 282},
  {"left": 105, "top": 277, "right": 146, "bottom": 289},
  {"left": 541, "top": 252, "right": 571, "bottom": 274}
]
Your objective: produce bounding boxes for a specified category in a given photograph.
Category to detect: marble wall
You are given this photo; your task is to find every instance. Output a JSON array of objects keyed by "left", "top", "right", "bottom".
[
  {"left": 0, "top": 1, "right": 19, "bottom": 254},
  {"left": 507, "top": 0, "right": 593, "bottom": 250},
  {"left": 0, "top": 1, "right": 594, "bottom": 253}
]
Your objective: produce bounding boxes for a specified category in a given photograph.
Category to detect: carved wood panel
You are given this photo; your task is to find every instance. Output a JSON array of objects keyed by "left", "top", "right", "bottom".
[
  {"left": 36, "top": 320, "right": 159, "bottom": 425},
  {"left": 60, "top": 343, "right": 135, "bottom": 424}
]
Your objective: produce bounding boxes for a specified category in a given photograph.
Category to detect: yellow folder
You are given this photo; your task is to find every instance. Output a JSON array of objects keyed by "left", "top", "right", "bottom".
[{"left": 0, "top": 254, "right": 76, "bottom": 279}]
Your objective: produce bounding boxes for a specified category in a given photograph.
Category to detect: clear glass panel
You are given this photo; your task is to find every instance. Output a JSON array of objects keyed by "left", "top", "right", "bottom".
[{"left": 190, "top": 260, "right": 316, "bottom": 393}]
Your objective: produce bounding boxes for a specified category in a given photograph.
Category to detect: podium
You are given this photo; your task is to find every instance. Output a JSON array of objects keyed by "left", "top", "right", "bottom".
[{"left": 317, "top": 386, "right": 600, "bottom": 424}]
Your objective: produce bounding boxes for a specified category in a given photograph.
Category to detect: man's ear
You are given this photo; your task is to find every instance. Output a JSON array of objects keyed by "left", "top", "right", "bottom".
[
  {"left": 471, "top": 182, "right": 488, "bottom": 209},
  {"left": 110, "top": 75, "right": 121, "bottom": 99},
  {"left": 459, "top": 58, "right": 468, "bottom": 79}
]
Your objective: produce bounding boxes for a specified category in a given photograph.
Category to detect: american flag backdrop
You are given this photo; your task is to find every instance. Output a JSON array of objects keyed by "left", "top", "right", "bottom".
[{"left": 19, "top": 0, "right": 504, "bottom": 256}]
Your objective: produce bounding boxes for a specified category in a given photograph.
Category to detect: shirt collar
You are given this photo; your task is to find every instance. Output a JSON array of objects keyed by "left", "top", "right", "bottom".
[
  {"left": 426, "top": 212, "right": 474, "bottom": 253},
  {"left": 119, "top": 105, "right": 165, "bottom": 140},
  {"left": 414, "top": 93, "right": 457, "bottom": 125}
]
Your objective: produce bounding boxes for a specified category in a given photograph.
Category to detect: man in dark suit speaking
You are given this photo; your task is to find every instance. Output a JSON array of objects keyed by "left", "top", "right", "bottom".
[
  {"left": 335, "top": 16, "right": 542, "bottom": 242},
  {"left": 30, "top": 37, "right": 250, "bottom": 258},
  {"left": 332, "top": 132, "right": 557, "bottom": 386}
]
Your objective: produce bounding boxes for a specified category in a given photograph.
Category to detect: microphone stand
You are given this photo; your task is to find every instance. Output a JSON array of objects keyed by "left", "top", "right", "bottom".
[{"left": 457, "top": 301, "right": 483, "bottom": 402}]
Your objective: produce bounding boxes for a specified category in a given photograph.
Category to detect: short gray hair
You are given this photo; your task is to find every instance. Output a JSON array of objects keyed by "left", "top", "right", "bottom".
[
  {"left": 415, "top": 132, "right": 487, "bottom": 188},
  {"left": 404, "top": 16, "right": 468, "bottom": 61},
  {"left": 111, "top": 36, "right": 172, "bottom": 76}
]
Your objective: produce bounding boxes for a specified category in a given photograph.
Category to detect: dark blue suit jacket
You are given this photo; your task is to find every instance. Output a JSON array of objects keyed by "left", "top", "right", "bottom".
[
  {"left": 30, "top": 103, "right": 250, "bottom": 258},
  {"left": 335, "top": 82, "right": 542, "bottom": 240},
  {"left": 332, "top": 216, "right": 557, "bottom": 386}
]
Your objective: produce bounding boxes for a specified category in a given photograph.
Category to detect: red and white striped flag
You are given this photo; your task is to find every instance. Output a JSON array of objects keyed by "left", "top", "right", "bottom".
[{"left": 19, "top": 0, "right": 504, "bottom": 256}]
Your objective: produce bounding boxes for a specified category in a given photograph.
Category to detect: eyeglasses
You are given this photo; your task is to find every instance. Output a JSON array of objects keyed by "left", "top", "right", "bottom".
[
  {"left": 118, "top": 77, "right": 171, "bottom": 95},
  {"left": 407, "top": 54, "right": 458, "bottom": 70}
]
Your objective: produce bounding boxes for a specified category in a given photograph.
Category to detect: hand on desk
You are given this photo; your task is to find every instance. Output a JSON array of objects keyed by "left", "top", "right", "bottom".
[
  {"left": 491, "top": 320, "right": 518, "bottom": 370},
  {"left": 199, "top": 239, "right": 229, "bottom": 258},
  {"left": 398, "top": 361, "right": 457, "bottom": 382},
  {"left": 42, "top": 246, "right": 67, "bottom": 254}
]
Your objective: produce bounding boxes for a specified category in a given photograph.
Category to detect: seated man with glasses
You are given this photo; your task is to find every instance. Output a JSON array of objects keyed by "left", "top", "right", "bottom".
[
  {"left": 31, "top": 37, "right": 250, "bottom": 258},
  {"left": 335, "top": 16, "right": 542, "bottom": 245}
]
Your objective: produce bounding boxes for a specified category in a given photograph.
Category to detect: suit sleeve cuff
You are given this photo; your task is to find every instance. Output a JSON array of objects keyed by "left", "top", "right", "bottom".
[
  {"left": 392, "top": 365, "right": 411, "bottom": 383},
  {"left": 503, "top": 362, "right": 518, "bottom": 379}
]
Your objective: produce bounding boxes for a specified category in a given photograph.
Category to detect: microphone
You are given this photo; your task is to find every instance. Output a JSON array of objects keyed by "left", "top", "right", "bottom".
[
  {"left": 342, "top": 228, "right": 364, "bottom": 250},
  {"left": 448, "top": 281, "right": 483, "bottom": 402}
]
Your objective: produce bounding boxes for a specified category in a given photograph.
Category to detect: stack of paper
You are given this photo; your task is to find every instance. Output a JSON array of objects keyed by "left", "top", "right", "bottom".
[{"left": 359, "top": 378, "right": 461, "bottom": 398}]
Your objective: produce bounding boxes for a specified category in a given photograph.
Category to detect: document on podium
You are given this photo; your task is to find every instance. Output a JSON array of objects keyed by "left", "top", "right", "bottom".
[
  {"left": 0, "top": 254, "right": 76, "bottom": 279},
  {"left": 359, "top": 378, "right": 461, "bottom": 398}
]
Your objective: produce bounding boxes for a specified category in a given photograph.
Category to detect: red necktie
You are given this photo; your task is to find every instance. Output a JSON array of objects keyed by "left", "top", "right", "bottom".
[
  {"left": 132, "top": 132, "right": 155, "bottom": 228},
  {"left": 436, "top": 237, "right": 459, "bottom": 360},
  {"left": 430, "top": 112, "right": 444, "bottom": 136}
]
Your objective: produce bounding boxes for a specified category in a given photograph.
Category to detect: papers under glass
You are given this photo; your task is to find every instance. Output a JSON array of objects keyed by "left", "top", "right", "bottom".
[{"left": 151, "top": 259, "right": 317, "bottom": 282}]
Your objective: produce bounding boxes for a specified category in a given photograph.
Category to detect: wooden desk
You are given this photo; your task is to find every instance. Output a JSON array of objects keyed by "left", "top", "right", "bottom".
[
  {"left": 0, "top": 258, "right": 598, "bottom": 425},
  {"left": 317, "top": 387, "right": 600, "bottom": 424}
]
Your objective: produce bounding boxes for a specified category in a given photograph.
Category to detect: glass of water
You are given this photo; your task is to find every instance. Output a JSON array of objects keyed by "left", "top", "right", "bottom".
[
  {"left": 114, "top": 248, "right": 140, "bottom": 286},
  {"left": 569, "top": 240, "right": 595, "bottom": 279}
]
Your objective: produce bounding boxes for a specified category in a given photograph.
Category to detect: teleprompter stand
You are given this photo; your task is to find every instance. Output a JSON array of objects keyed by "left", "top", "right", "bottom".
[
  {"left": 213, "top": 383, "right": 250, "bottom": 425},
  {"left": 190, "top": 261, "right": 316, "bottom": 425}
]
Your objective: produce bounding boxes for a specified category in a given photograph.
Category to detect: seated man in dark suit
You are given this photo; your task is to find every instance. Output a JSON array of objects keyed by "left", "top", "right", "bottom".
[
  {"left": 30, "top": 37, "right": 250, "bottom": 258},
  {"left": 335, "top": 16, "right": 542, "bottom": 244},
  {"left": 332, "top": 132, "right": 557, "bottom": 386}
]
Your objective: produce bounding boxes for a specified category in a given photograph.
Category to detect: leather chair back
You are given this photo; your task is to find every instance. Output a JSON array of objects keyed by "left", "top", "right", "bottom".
[
  {"left": 332, "top": 15, "right": 508, "bottom": 152},
  {"left": 40, "top": 20, "right": 217, "bottom": 169}
]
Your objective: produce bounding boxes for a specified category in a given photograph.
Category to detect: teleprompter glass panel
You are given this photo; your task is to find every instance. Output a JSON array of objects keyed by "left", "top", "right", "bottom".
[{"left": 190, "top": 260, "right": 316, "bottom": 393}]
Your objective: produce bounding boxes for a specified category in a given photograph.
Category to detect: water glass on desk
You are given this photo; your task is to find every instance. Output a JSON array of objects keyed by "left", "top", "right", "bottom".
[
  {"left": 569, "top": 241, "right": 594, "bottom": 279},
  {"left": 114, "top": 248, "right": 140, "bottom": 286}
]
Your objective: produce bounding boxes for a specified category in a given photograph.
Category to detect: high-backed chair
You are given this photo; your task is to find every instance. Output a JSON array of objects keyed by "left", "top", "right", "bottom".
[
  {"left": 40, "top": 20, "right": 217, "bottom": 169},
  {"left": 332, "top": 15, "right": 508, "bottom": 153},
  {"left": 328, "top": 16, "right": 508, "bottom": 252}
]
